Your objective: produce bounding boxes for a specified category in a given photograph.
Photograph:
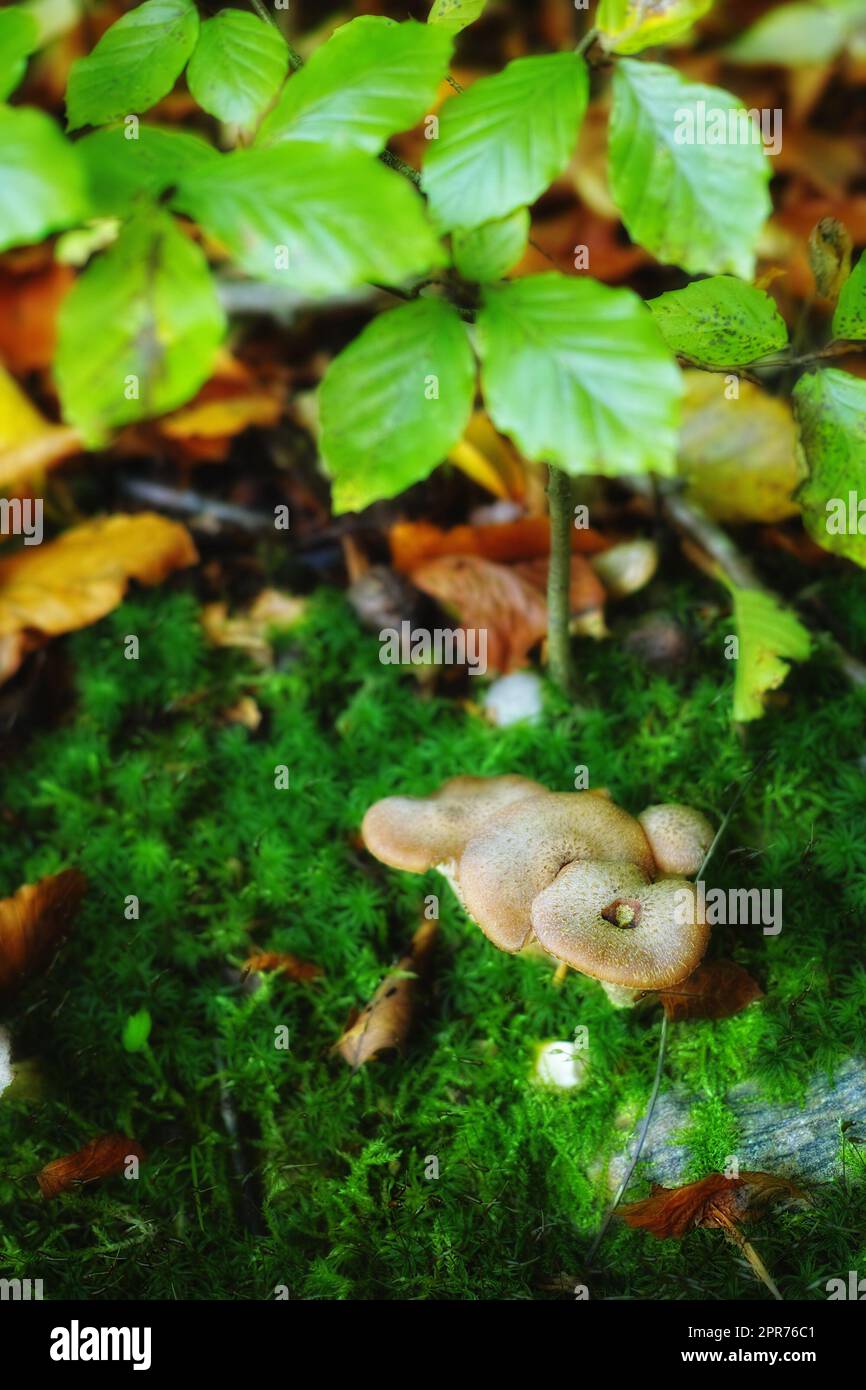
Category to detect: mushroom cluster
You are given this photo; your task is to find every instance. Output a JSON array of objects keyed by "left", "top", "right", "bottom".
[{"left": 362, "top": 777, "right": 715, "bottom": 1006}]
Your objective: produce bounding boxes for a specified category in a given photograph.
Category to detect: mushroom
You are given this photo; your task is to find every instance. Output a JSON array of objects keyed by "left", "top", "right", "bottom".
[
  {"left": 638, "top": 804, "right": 715, "bottom": 878},
  {"left": 360, "top": 776, "right": 716, "bottom": 1007},
  {"left": 457, "top": 792, "right": 655, "bottom": 953},
  {"left": 360, "top": 773, "right": 547, "bottom": 875},
  {"left": 531, "top": 861, "right": 709, "bottom": 994}
]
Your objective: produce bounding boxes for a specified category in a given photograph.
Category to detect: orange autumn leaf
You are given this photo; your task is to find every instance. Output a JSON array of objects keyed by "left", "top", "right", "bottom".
[
  {"left": 335, "top": 919, "right": 437, "bottom": 1069},
  {"left": 0, "top": 513, "right": 198, "bottom": 683},
  {"left": 658, "top": 959, "right": 764, "bottom": 1022},
  {"left": 413, "top": 554, "right": 549, "bottom": 675},
  {"left": 0, "top": 869, "right": 87, "bottom": 999},
  {"left": 0, "top": 262, "right": 74, "bottom": 373},
  {"left": 390, "top": 515, "right": 609, "bottom": 574},
  {"left": 37, "top": 1133, "right": 146, "bottom": 1199},
  {"left": 243, "top": 951, "right": 323, "bottom": 983},
  {"left": 620, "top": 1171, "right": 805, "bottom": 1240}
]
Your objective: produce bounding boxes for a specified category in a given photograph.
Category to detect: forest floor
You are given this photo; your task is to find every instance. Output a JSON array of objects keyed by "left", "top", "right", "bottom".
[{"left": 2, "top": 550, "right": 865, "bottom": 1301}]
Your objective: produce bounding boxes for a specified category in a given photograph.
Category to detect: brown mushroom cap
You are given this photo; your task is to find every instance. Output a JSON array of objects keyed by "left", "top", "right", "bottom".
[
  {"left": 638, "top": 803, "right": 715, "bottom": 878},
  {"left": 361, "top": 774, "right": 547, "bottom": 874},
  {"left": 531, "top": 861, "right": 709, "bottom": 989},
  {"left": 457, "top": 792, "right": 655, "bottom": 953}
]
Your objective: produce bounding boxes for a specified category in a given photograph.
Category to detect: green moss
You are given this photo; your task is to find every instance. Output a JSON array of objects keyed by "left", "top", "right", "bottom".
[{"left": 0, "top": 568, "right": 865, "bottom": 1300}]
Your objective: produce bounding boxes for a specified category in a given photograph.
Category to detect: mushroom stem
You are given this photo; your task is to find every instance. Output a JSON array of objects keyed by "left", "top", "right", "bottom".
[
  {"left": 552, "top": 961, "right": 569, "bottom": 987},
  {"left": 546, "top": 464, "right": 575, "bottom": 696}
]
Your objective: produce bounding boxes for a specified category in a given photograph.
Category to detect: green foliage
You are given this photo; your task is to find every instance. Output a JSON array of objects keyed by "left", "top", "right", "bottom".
[
  {"left": 0, "top": 105, "right": 88, "bottom": 253},
  {"left": 597, "top": 0, "right": 713, "bottom": 54},
  {"left": 77, "top": 124, "right": 218, "bottom": 217},
  {"left": 727, "top": 0, "right": 866, "bottom": 66},
  {"left": 320, "top": 298, "right": 476, "bottom": 513},
  {"left": 1, "top": 581, "right": 865, "bottom": 1298},
  {"left": 649, "top": 277, "right": 789, "bottom": 368},
  {"left": 726, "top": 584, "right": 812, "bottom": 722},
  {"left": 795, "top": 369, "right": 866, "bottom": 567},
  {"left": 66, "top": 0, "right": 200, "bottom": 130},
  {"left": 609, "top": 61, "right": 772, "bottom": 278},
  {"left": 187, "top": 10, "right": 288, "bottom": 130},
  {"left": 833, "top": 252, "right": 866, "bottom": 340},
  {"left": 421, "top": 53, "right": 589, "bottom": 231},
  {"left": 476, "top": 273, "right": 682, "bottom": 476},
  {"left": 55, "top": 207, "right": 225, "bottom": 445},
  {"left": 171, "top": 142, "right": 444, "bottom": 294},
  {"left": 451, "top": 207, "right": 529, "bottom": 281},
  {"left": 0, "top": 4, "right": 38, "bottom": 100},
  {"left": 122, "top": 1009, "right": 152, "bottom": 1053},
  {"left": 258, "top": 17, "right": 452, "bottom": 153},
  {"left": 428, "top": 0, "right": 488, "bottom": 32}
]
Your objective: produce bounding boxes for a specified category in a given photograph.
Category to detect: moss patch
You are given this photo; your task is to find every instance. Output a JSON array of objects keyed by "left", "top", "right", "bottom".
[{"left": 1, "top": 572, "right": 865, "bottom": 1300}]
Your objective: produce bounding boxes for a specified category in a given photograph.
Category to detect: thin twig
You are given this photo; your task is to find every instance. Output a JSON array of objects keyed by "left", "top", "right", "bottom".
[{"left": 585, "top": 1012, "right": 669, "bottom": 1267}]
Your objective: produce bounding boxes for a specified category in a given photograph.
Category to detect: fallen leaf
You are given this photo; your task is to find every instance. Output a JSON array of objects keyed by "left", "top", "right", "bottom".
[
  {"left": 658, "top": 958, "right": 764, "bottom": 1021},
  {"left": 678, "top": 372, "right": 802, "bottom": 524},
  {"left": 202, "top": 588, "right": 306, "bottom": 666},
  {"left": 223, "top": 695, "right": 262, "bottom": 730},
  {"left": 0, "top": 868, "right": 87, "bottom": 999},
  {"left": 37, "top": 1133, "right": 146, "bottom": 1198},
  {"left": 0, "top": 363, "right": 82, "bottom": 491},
  {"left": 0, "top": 513, "right": 198, "bottom": 683},
  {"left": 242, "top": 951, "right": 323, "bottom": 983},
  {"left": 513, "top": 554, "right": 608, "bottom": 617},
  {"left": 727, "top": 582, "right": 812, "bottom": 722},
  {"left": 413, "top": 554, "right": 549, "bottom": 674},
  {"left": 390, "top": 515, "right": 609, "bottom": 574},
  {"left": 335, "top": 918, "right": 438, "bottom": 1069},
  {"left": 621, "top": 1170, "right": 805, "bottom": 1240},
  {"left": 448, "top": 412, "right": 527, "bottom": 501},
  {"left": 0, "top": 261, "right": 74, "bottom": 372}
]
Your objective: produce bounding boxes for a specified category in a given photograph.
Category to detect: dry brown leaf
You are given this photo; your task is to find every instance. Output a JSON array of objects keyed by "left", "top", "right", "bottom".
[
  {"left": 0, "top": 869, "right": 87, "bottom": 999},
  {"left": 202, "top": 588, "right": 306, "bottom": 666},
  {"left": 658, "top": 959, "right": 764, "bottom": 1021},
  {"left": 620, "top": 1170, "right": 805, "bottom": 1240},
  {"left": 390, "top": 515, "right": 609, "bottom": 574},
  {"left": 0, "top": 262, "right": 74, "bottom": 372},
  {"left": 37, "top": 1133, "right": 146, "bottom": 1199},
  {"left": 0, "top": 514, "right": 198, "bottom": 683},
  {"left": 242, "top": 951, "right": 323, "bottom": 983},
  {"left": 513, "top": 554, "right": 607, "bottom": 617},
  {"left": 334, "top": 918, "right": 438, "bottom": 1069},
  {"left": 223, "top": 696, "right": 262, "bottom": 730},
  {"left": 413, "top": 554, "right": 548, "bottom": 675}
]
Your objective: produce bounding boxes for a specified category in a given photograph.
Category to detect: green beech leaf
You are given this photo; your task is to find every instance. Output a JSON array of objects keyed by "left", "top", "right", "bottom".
[
  {"left": 257, "top": 17, "right": 452, "bottom": 152},
  {"left": 187, "top": 9, "right": 288, "bottom": 129},
  {"left": 597, "top": 0, "right": 712, "bottom": 54},
  {"left": 649, "top": 276, "right": 788, "bottom": 367},
  {"left": 727, "top": 0, "right": 866, "bottom": 66},
  {"left": 172, "top": 143, "right": 445, "bottom": 295},
  {"left": 77, "top": 124, "right": 218, "bottom": 217},
  {"left": 428, "top": 0, "right": 488, "bottom": 31},
  {"left": 452, "top": 208, "right": 529, "bottom": 282},
  {"left": 66, "top": 0, "right": 200, "bottom": 130},
  {"left": 833, "top": 253, "right": 866, "bottom": 340},
  {"left": 609, "top": 60, "right": 772, "bottom": 278},
  {"left": 320, "top": 299, "right": 476, "bottom": 513},
  {"left": 55, "top": 207, "right": 225, "bottom": 445},
  {"left": 421, "top": 53, "right": 589, "bottom": 232},
  {"left": 726, "top": 583, "right": 811, "bottom": 722},
  {"left": 794, "top": 368, "right": 866, "bottom": 567},
  {"left": 476, "top": 273, "right": 682, "bottom": 477},
  {"left": 0, "top": 6, "right": 39, "bottom": 99},
  {"left": 122, "top": 1009, "right": 152, "bottom": 1052},
  {"left": 0, "top": 106, "right": 88, "bottom": 254}
]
